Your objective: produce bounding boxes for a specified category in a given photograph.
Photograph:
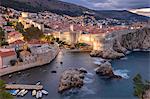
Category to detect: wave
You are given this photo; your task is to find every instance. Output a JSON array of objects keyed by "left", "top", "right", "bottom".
[
  {"left": 114, "top": 69, "right": 129, "bottom": 79},
  {"left": 93, "top": 58, "right": 106, "bottom": 65},
  {"left": 93, "top": 61, "right": 102, "bottom": 65},
  {"left": 80, "top": 86, "right": 95, "bottom": 95},
  {"left": 86, "top": 72, "right": 94, "bottom": 78},
  {"left": 120, "top": 57, "right": 128, "bottom": 60},
  {"left": 84, "top": 77, "right": 93, "bottom": 84},
  {"left": 63, "top": 86, "right": 95, "bottom": 99}
]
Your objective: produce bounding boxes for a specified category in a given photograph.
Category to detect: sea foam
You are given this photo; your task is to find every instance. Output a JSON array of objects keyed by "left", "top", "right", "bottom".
[{"left": 114, "top": 69, "right": 129, "bottom": 79}]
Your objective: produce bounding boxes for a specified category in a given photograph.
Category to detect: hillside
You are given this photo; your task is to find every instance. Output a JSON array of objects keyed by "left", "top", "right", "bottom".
[{"left": 0, "top": 0, "right": 149, "bottom": 22}]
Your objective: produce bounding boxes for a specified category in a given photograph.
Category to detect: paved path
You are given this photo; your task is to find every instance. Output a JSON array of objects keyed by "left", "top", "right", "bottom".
[{"left": 6, "top": 84, "right": 43, "bottom": 90}]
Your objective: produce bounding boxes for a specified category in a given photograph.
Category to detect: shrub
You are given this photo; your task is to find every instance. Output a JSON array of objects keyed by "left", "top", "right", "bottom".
[
  {"left": 10, "top": 60, "right": 17, "bottom": 66},
  {"left": 0, "top": 80, "right": 14, "bottom": 99},
  {"left": 133, "top": 74, "right": 150, "bottom": 98}
]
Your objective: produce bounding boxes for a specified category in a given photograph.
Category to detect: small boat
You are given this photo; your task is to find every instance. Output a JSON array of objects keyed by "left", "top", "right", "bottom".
[
  {"left": 8, "top": 90, "right": 16, "bottom": 95},
  {"left": 12, "top": 90, "right": 19, "bottom": 96},
  {"left": 36, "top": 91, "right": 42, "bottom": 99},
  {"left": 21, "top": 90, "right": 28, "bottom": 96},
  {"left": 36, "top": 82, "right": 41, "bottom": 85},
  {"left": 38, "top": 91, "right": 42, "bottom": 98},
  {"left": 17, "top": 89, "right": 25, "bottom": 96},
  {"left": 9, "top": 75, "right": 12, "bottom": 78},
  {"left": 41, "top": 90, "right": 48, "bottom": 95},
  {"left": 32, "top": 90, "right": 36, "bottom": 96},
  {"left": 36, "top": 91, "right": 39, "bottom": 99}
]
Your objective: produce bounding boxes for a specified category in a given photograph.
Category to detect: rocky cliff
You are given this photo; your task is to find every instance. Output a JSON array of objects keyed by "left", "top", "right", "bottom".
[
  {"left": 91, "top": 27, "right": 150, "bottom": 78},
  {"left": 120, "top": 28, "right": 150, "bottom": 50},
  {"left": 91, "top": 27, "right": 150, "bottom": 59}
]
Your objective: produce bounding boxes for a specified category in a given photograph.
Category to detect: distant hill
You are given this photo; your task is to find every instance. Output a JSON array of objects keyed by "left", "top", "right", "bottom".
[{"left": 0, "top": 0, "right": 149, "bottom": 22}]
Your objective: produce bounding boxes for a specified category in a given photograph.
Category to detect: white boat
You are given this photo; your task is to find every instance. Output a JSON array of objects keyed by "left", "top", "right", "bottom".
[
  {"left": 36, "top": 82, "right": 41, "bottom": 85},
  {"left": 17, "top": 89, "right": 25, "bottom": 96},
  {"left": 36, "top": 91, "right": 42, "bottom": 99},
  {"left": 32, "top": 90, "right": 36, "bottom": 96},
  {"left": 36, "top": 91, "right": 39, "bottom": 99},
  {"left": 38, "top": 91, "right": 42, "bottom": 98},
  {"left": 21, "top": 90, "right": 28, "bottom": 96},
  {"left": 41, "top": 90, "right": 48, "bottom": 95}
]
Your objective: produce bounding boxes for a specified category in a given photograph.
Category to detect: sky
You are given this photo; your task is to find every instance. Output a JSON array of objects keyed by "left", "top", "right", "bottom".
[{"left": 60, "top": 0, "right": 150, "bottom": 10}]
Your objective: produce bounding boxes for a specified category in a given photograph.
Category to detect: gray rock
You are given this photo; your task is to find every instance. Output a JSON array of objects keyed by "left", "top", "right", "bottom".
[
  {"left": 58, "top": 69, "right": 85, "bottom": 93},
  {"left": 95, "top": 62, "right": 122, "bottom": 79},
  {"left": 90, "top": 28, "right": 150, "bottom": 59}
]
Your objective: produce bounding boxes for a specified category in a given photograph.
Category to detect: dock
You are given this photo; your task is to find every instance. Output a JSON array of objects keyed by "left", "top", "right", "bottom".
[{"left": 6, "top": 84, "right": 43, "bottom": 90}]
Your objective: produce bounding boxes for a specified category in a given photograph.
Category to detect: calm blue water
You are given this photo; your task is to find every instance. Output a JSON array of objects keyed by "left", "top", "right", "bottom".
[{"left": 1, "top": 51, "right": 150, "bottom": 99}]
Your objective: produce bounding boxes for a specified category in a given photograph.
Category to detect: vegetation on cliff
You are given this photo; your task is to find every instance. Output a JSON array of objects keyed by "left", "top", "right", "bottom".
[{"left": 133, "top": 74, "right": 150, "bottom": 99}]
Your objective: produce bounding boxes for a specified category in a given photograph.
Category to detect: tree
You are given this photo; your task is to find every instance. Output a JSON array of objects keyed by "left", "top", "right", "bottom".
[
  {"left": 0, "top": 41, "right": 9, "bottom": 46},
  {"left": 0, "top": 27, "right": 8, "bottom": 47},
  {"left": 0, "top": 80, "right": 5, "bottom": 92},
  {"left": 0, "top": 27, "right": 5, "bottom": 41},
  {"left": 40, "top": 35, "right": 55, "bottom": 42},
  {"left": 5, "top": 21, "right": 13, "bottom": 26},
  {"left": 0, "top": 80, "right": 14, "bottom": 99},
  {"left": 13, "top": 22, "right": 24, "bottom": 33},
  {"left": 10, "top": 60, "right": 17, "bottom": 66},
  {"left": 133, "top": 74, "right": 150, "bottom": 99},
  {"left": 24, "top": 25, "right": 43, "bottom": 40}
]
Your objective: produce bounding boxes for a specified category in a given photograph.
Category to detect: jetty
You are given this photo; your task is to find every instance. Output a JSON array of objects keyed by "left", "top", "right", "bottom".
[{"left": 6, "top": 84, "right": 43, "bottom": 90}]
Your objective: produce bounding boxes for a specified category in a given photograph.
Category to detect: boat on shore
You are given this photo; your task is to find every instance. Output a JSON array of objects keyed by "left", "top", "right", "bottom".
[
  {"left": 41, "top": 90, "right": 48, "bottom": 95},
  {"left": 36, "top": 91, "right": 42, "bottom": 99},
  {"left": 17, "top": 89, "right": 25, "bottom": 96},
  {"left": 32, "top": 90, "right": 37, "bottom": 96}
]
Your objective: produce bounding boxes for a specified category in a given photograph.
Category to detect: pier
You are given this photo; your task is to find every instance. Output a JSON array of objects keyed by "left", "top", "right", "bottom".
[{"left": 6, "top": 84, "right": 43, "bottom": 90}]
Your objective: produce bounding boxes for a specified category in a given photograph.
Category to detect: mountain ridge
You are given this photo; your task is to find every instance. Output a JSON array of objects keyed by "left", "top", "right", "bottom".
[{"left": 0, "top": 0, "right": 149, "bottom": 22}]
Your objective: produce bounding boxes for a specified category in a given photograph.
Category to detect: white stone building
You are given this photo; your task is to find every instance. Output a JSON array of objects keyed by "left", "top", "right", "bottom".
[{"left": 0, "top": 50, "right": 17, "bottom": 68}]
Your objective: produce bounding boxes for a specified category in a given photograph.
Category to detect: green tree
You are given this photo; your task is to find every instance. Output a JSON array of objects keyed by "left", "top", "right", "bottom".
[
  {"left": 5, "top": 21, "right": 13, "bottom": 26},
  {"left": 0, "top": 27, "right": 5, "bottom": 41},
  {"left": 41, "top": 35, "right": 55, "bottom": 42},
  {"left": 13, "top": 22, "right": 24, "bottom": 33},
  {"left": 24, "top": 25, "right": 43, "bottom": 41},
  {"left": 0, "top": 80, "right": 14, "bottom": 99},
  {"left": 0, "top": 40, "right": 9, "bottom": 46},
  {"left": 133, "top": 74, "right": 150, "bottom": 99}
]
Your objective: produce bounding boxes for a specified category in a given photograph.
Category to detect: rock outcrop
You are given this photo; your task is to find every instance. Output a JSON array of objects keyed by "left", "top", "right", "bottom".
[
  {"left": 58, "top": 69, "right": 87, "bottom": 93},
  {"left": 143, "top": 89, "right": 150, "bottom": 99},
  {"left": 95, "top": 61, "right": 122, "bottom": 79},
  {"left": 90, "top": 27, "right": 150, "bottom": 59},
  {"left": 91, "top": 28, "right": 150, "bottom": 79},
  {"left": 90, "top": 49, "right": 125, "bottom": 59},
  {"left": 120, "top": 28, "right": 150, "bottom": 50}
]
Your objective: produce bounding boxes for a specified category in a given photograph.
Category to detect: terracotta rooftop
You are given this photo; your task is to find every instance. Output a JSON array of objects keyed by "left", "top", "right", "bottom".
[
  {"left": 8, "top": 31, "right": 21, "bottom": 36},
  {"left": 10, "top": 40, "right": 25, "bottom": 45},
  {"left": 0, "top": 50, "right": 16, "bottom": 57},
  {"left": 3, "top": 26, "right": 14, "bottom": 30}
]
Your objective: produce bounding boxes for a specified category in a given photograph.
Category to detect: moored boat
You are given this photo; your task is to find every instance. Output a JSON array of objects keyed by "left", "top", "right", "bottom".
[
  {"left": 17, "top": 89, "right": 25, "bottom": 96},
  {"left": 41, "top": 90, "right": 48, "bottom": 95},
  {"left": 32, "top": 90, "right": 36, "bottom": 96}
]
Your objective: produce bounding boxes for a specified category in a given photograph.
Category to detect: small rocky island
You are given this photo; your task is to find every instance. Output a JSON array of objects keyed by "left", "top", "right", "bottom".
[
  {"left": 95, "top": 61, "right": 122, "bottom": 79},
  {"left": 58, "top": 68, "right": 87, "bottom": 93}
]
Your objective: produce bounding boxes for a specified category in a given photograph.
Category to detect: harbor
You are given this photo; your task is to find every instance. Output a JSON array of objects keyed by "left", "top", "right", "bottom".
[
  {"left": 1, "top": 51, "right": 150, "bottom": 99},
  {"left": 5, "top": 83, "right": 48, "bottom": 98}
]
